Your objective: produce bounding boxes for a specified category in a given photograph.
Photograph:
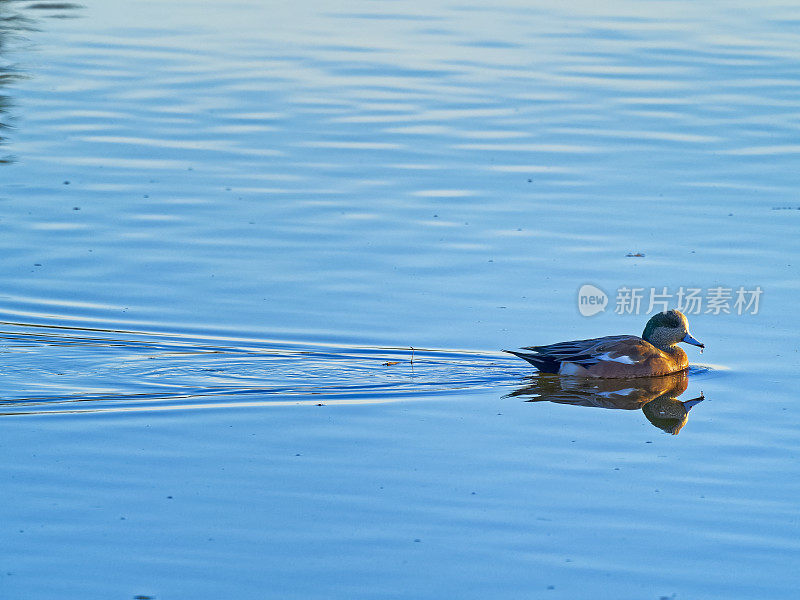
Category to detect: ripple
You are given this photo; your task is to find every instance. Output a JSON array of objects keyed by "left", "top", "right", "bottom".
[
  {"left": 411, "top": 189, "right": 475, "bottom": 197},
  {"left": 452, "top": 143, "right": 601, "bottom": 153},
  {"left": 0, "top": 324, "right": 520, "bottom": 415},
  {"left": 722, "top": 144, "right": 800, "bottom": 155}
]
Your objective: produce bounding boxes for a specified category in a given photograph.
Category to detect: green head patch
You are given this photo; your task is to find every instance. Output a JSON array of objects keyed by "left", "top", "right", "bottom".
[{"left": 642, "top": 309, "right": 685, "bottom": 341}]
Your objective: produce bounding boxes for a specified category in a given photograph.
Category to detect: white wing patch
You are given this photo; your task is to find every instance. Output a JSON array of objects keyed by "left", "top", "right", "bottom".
[
  {"left": 558, "top": 362, "right": 584, "bottom": 376},
  {"left": 596, "top": 351, "right": 636, "bottom": 364},
  {"left": 597, "top": 388, "right": 636, "bottom": 398}
]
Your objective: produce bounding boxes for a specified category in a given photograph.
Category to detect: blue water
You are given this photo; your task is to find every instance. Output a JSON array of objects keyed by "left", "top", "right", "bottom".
[{"left": 1, "top": 1, "right": 799, "bottom": 598}]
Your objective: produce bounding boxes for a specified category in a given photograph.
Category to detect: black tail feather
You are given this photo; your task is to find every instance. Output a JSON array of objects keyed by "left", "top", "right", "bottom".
[{"left": 504, "top": 350, "right": 561, "bottom": 373}]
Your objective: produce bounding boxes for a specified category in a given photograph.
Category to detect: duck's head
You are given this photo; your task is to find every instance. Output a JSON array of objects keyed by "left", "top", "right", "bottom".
[{"left": 642, "top": 309, "right": 704, "bottom": 351}]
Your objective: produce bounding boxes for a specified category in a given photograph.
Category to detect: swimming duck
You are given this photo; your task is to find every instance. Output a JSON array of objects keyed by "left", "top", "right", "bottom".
[{"left": 505, "top": 309, "right": 704, "bottom": 378}]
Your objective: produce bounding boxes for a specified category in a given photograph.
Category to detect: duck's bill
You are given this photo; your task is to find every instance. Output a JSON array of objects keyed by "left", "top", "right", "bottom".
[{"left": 682, "top": 333, "right": 705, "bottom": 348}]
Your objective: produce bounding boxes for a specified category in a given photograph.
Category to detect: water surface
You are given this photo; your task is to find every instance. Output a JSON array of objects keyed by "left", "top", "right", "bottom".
[{"left": 1, "top": 1, "right": 799, "bottom": 598}]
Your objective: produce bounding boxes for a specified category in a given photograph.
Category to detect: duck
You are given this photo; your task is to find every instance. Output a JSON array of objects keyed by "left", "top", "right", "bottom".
[{"left": 505, "top": 309, "right": 704, "bottom": 378}]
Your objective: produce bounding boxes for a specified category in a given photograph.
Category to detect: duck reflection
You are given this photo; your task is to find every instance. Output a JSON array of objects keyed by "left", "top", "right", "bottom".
[
  {"left": 0, "top": 7, "right": 21, "bottom": 162},
  {"left": 1, "top": 3, "right": 83, "bottom": 162},
  {"left": 507, "top": 372, "right": 704, "bottom": 435}
]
